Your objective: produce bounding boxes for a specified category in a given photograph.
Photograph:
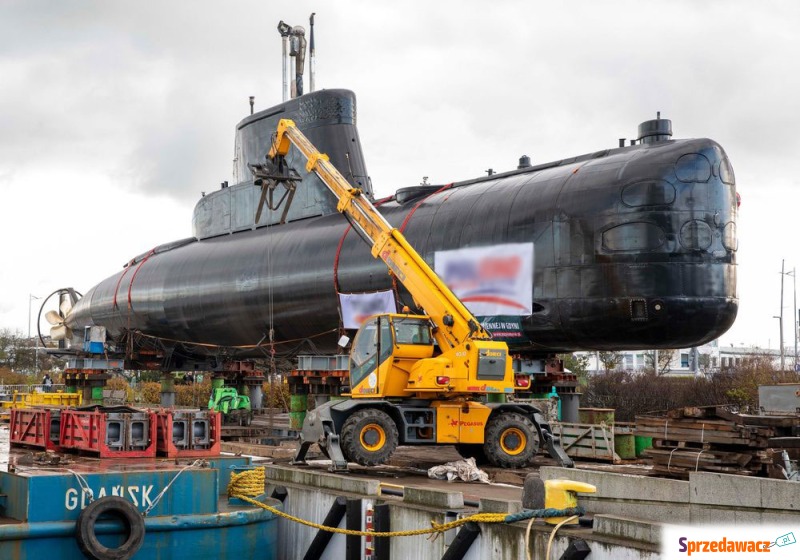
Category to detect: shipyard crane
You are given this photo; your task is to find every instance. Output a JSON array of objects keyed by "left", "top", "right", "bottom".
[{"left": 252, "top": 119, "right": 572, "bottom": 470}]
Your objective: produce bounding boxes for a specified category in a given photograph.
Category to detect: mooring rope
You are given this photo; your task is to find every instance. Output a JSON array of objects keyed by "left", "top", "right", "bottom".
[
  {"left": 227, "top": 467, "right": 585, "bottom": 538},
  {"left": 67, "top": 469, "right": 95, "bottom": 504}
]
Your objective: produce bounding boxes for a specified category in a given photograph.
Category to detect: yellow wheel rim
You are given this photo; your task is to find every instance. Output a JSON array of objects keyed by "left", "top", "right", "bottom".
[
  {"left": 360, "top": 423, "right": 387, "bottom": 452},
  {"left": 499, "top": 427, "right": 526, "bottom": 456}
]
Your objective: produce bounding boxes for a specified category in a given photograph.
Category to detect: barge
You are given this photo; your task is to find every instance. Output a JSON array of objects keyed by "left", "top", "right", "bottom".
[{"left": 0, "top": 416, "right": 280, "bottom": 559}]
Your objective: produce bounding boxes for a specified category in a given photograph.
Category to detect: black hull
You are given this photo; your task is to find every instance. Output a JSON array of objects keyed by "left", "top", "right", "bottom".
[{"left": 67, "top": 135, "right": 738, "bottom": 357}]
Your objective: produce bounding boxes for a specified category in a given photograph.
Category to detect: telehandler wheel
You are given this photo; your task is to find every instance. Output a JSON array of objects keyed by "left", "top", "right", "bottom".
[
  {"left": 455, "top": 444, "right": 489, "bottom": 465},
  {"left": 341, "top": 408, "right": 399, "bottom": 466},
  {"left": 484, "top": 412, "right": 540, "bottom": 468}
]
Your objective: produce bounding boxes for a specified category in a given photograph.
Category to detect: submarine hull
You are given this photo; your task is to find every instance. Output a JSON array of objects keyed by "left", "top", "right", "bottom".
[{"left": 67, "top": 134, "right": 738, "bottom": 358}]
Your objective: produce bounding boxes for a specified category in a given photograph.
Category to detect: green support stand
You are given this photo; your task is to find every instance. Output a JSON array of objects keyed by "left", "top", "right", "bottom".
[
  {"left": 289, "top": 394, "right": 308, "bottom": 430},
  {"left": 161, "top": 373, "right": 176, "bottom": 407}
]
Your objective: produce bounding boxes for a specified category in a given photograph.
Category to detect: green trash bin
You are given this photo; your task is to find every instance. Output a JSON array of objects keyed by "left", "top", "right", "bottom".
[
  {"left": 614, "top": 433, "right": 636, "bottom": 460},
  {"left": 289, "top": 394, "right": 308, "bottom": 430},
  {"left": 91, "top": 386, "right": 104, "bottom": 402},
  {"left": 635, "top": 436, "right": 653, "bottom": 457},
  {"left": 579, "top": 408, "right": 615, "bottom": 424}
]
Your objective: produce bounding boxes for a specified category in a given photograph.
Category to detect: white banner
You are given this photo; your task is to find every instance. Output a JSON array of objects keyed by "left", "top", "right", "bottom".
[
  {"left": 339, "top": 290, "right": 397, "bottom": 329},
  {"left": 435, "top": 242, "right": 533, "bottom": 316}
]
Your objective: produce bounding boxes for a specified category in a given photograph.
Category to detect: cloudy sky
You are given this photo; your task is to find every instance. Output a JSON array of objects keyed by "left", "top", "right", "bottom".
[{"left": 1, "top": 0, "right": 798, "bottom": 353}]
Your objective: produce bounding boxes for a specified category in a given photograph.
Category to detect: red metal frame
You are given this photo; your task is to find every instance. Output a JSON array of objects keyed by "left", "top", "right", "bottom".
[
  {"left": 155, "top": 410, "right": 222, "bottom": 458},
  {"left": 59, "top": 409, "right": 157, "bottom": 458},
  {"left": 9, "top": 408, "right": 62, "bottom": 452}
]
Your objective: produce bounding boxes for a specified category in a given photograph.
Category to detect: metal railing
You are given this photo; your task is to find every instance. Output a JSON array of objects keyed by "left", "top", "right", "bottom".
[{"left": 0, "top": 383, "right": 67, "bottom": 395}]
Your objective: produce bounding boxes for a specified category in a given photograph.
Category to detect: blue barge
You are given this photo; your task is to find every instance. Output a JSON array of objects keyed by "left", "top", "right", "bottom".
[{"left": 0, "top": 438, "right": 280, "bottom": 559}]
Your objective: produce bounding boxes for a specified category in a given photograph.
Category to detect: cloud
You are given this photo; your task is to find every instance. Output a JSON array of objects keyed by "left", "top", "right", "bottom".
[
  {"left": 1, "top": 0, "right": 799, "bottom": 350},
  {"left": 0, "top": 1, "right": 285, "bottom": 202}
]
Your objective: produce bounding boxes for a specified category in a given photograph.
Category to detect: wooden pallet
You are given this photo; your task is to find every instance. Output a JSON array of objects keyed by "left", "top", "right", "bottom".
[{"left": 635, "top": 406, "right": 796, "bottom": 479}]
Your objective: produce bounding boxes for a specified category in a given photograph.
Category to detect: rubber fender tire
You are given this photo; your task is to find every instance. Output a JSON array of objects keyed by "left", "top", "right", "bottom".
[
  {"left": 455, "top": 443, "right": 489, "bottom": 465},
  {"left": 484, "top": 412, "right": 540, "bottom": 469},
  {"left": 76, "top": 496, "right": 145, "bottom": 560},
  {"left": 340, "top": 408, "right": 399, "bottom": 466}
]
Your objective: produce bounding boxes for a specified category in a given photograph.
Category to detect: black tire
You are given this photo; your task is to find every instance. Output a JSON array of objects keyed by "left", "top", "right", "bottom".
[
  {"left": 455, "top": 444, "right": 489, "bottom": 465},
  {"left": 76, "top": 496, "right": 145, "bottom": 560},
  {"left": 340, "top": 408, "right": 399, "bottom": 466},
  {"left": 484, "top": 412, "right": 540, "bottom": 468},
  {"left": 237, "top": 410, "right": 252, "bottom": 427}
]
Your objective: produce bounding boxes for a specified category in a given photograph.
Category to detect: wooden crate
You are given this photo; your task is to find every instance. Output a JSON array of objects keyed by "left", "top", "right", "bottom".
[{"left": 552, "top": 422, "right": 621, "bottom": 462}]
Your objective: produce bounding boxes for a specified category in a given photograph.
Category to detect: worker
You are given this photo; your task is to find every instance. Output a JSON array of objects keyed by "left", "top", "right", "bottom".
[{"left": 42, "top": 373, "right": 53, "bottom": 393}]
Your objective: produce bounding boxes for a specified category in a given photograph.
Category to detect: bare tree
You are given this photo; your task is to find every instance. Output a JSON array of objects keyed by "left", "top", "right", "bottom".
[
  {"left": 0, "top": 328, "right": 25, "bottom": 371},
  {"left": 698, "top": 352, "right": 711, "bottom": 374},
  {"left": 559, "top": 353, "right": 590, "bottom": 385},
  {"left": 0, "top": 328, "right": 57, "bottom": 374},
  {"left": 644, "top": 349, "right": 675, "bottom": 375},
  {"left": 597, "top": 351, "right": 623, "bottom": 373}
]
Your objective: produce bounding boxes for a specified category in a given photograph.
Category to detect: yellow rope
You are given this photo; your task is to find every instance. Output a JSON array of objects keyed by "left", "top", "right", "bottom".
[{"left": 228, "top": 467, "right": 510, "bottom": 538}]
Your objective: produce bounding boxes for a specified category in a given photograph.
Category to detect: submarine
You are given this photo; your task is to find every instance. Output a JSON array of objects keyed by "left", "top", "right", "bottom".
[{"left": 55, "top": 85, "right": 738, "bottom": 367}]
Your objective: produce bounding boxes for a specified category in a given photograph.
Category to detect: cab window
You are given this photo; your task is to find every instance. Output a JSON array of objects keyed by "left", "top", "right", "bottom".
[
  {"left": 351, "top": 320, "right": 378, "bottom": 370},
  {"left": 393, "top": 319, "right": 432, "bottom": 345},
  {"left": 350, "top": 317, "right": 394, "bottom": 388}
]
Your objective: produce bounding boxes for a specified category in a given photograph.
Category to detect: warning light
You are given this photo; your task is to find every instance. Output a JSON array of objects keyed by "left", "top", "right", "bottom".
[{"left": 515, "top": 375, "right": 531, "bottom": 388}]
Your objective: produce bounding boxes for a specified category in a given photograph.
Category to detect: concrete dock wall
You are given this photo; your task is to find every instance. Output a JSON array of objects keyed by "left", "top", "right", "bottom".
[
  {"left": 540, "top": 467, "right": 800, "bottom": 525},
  {"left": 264, "top": 465, "right": 660, "bottom": 560}
]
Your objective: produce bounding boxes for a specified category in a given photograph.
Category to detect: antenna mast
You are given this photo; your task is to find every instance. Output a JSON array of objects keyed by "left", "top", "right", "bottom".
[{"left": 309, "top": 13, "right": 316, "bottom": 93}]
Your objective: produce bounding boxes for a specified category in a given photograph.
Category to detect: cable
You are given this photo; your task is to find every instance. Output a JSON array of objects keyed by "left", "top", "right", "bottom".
[
  {"left": 525, "top": 516, "right": 537, "bottom": 560},
  {"left": 143, "top": 460, "right": 203, "bottom": 516},
  {"left": 132, "top": 328, "right": 338, "bottom": 349},
  {"left": 545, "top": 515, "right": 579, "bottom": 560}
]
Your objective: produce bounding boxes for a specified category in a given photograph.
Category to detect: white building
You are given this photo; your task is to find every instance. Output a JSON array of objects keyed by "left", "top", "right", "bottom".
[{"left": 577, "top": 340, "right": 786, "bottom": 376}]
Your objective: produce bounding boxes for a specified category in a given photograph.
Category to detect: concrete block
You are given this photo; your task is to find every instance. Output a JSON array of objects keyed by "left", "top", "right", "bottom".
[
  {"left": 689, "top": 504, "right": 762, "bottom": 525},
  {"left": 762, "top": 510, "right": 800, "bottom": 524},
  {"left": 389, "top": 506, "right": 448, "bottom": 559},
  {"left": 478, "top": 523, "right": 531, "bottom": 560},
  {"left": 276, "top": 489, "right": 354, "bottom": 559},
  {"left": 593, "top": 514, "right": 662, "bottom": 545},
  {"left": 480, "top": 497, "right": 523, "bottom": 514},
  {"left": 760, "top": 477, "right": 800, "bottom": 511},
  {"left": 585, "top": 498, "right": 690, "bottom": 524},
  {"left": 265, "top": 465, "right": 380, "bottom": 496},
  {"left": 540, "top": 467, "right": 689, "bottom": 503},
  {"left": 732, "top": 510, "right": 765, "bottom": 524},
  {"left": 689, "top": 472, "right": 761, "bottom": 508},
  {"left": 403, "top": 486, "right": 464, "bottom": 509}
]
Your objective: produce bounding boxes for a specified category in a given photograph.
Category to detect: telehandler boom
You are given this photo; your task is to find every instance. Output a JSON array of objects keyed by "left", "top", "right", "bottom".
[{"left": 253, "top": 119, "right": 572, "bottom": 470}]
